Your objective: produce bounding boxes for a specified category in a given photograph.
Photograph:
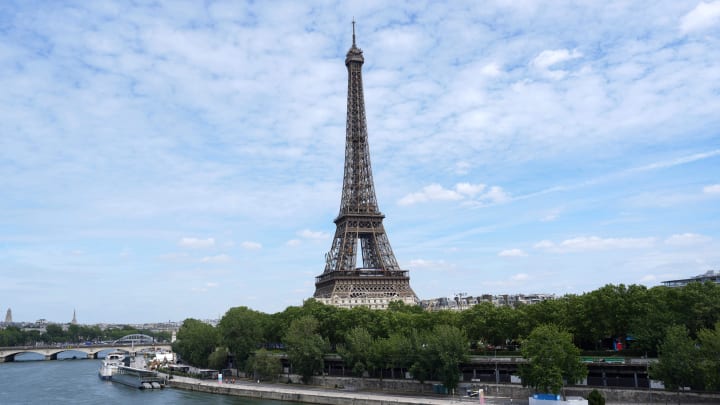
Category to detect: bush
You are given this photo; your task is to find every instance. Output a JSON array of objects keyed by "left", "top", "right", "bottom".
[{"left": 588, "top": 389, "right": 605, "bottom": 405}]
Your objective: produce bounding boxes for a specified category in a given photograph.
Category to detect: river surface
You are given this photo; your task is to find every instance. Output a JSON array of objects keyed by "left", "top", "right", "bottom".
[{"left": 0, "top": 354, "right": 310, "bottom": 405}]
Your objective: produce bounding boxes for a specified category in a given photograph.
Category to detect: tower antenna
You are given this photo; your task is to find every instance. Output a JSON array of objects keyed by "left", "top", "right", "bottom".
[{"left": 352, "top": 18, "right": 356, "bottom": 47}]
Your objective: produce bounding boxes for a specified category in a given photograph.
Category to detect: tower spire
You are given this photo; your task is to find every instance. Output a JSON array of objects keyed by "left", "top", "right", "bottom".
[
  {"left": 352, "top": 18, "right": 356, "bottom": 47},
  {"left": 313, "top": 24, "right": 417, "bottom": 310}
]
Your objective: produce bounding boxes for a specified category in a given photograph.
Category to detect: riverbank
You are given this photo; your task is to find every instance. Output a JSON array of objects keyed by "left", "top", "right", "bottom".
[
  {"left": 167, "top": 375, "right": 498, "bottom": 404},
  {"left": 167, "top": 374, "right": 720, "bottom": 405}
]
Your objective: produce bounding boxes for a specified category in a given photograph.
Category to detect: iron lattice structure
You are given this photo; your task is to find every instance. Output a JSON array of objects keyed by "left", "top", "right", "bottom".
[{"left": 313, "top": 24, "right": 418, "bottom": 309}]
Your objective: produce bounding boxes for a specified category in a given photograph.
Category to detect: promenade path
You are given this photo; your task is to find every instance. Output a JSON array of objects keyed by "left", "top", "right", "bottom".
[
  {"left": 166, "top": 375, "right": 718, "bottom": 404},
  {"left": 167, "top": 374, "right": 513, "bottom": 404}
]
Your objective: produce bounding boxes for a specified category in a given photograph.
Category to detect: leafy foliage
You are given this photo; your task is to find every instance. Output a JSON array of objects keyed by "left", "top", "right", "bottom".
[
  {"left": 218, "top": 306, "right": 266, "bottom": 369},
  {"left": 338, "top": 327, "right": 376, "bottom": 377},
  {"left": 588, "top": 389, "right": 605, "bottom": 405},
  {"left": 518, "top": 324, "right": 587, "bottom": 394},
  {"left": 172, "top": 318, "right": 219, "bottom": 369},
  {"left": 249, "top": 349, "right": 282, "bottom": 382},
  {"left": 425, "top": 325, "right": 468, "bottom": 392},
  {"left": 697, "top": 322, "right": 720, "bottom": 391},
  {"left": 282, "top": 315, "right": 328, "bottom": 384},
  {"left": 6, "top": 282, "right": 720, "bottom": 393},
  {"left": 208, "top": 347, "right": 229, "bottom": 370},
  {"left": 649, "top": 325, "right": 699, "bottom": 391}
]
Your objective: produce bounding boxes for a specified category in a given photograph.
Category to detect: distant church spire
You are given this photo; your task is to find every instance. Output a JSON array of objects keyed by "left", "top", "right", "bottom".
[
  {"left": 71, "top": 309, "right": 78, "bottom": 325},
  {"left": 4, "top": 308, "right": 12, "bottom": 323}
]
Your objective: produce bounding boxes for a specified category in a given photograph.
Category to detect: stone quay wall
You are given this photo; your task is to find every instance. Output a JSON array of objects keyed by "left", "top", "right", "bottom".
[{"left": 170, "top": 374, "right": 720, "bottom": 404}]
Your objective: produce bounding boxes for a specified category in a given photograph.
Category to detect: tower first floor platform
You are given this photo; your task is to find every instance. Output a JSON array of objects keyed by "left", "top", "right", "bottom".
[{"left": 313, "top": 269, "right": 419, "bottom": 309}]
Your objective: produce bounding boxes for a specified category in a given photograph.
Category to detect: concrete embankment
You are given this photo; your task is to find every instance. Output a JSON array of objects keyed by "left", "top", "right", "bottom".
[
  {"left": 168, "top": 375, "right": 720, "bottom": 404},
  {"left": 168, "top": 376, "right": 471, "bottom": 404}
]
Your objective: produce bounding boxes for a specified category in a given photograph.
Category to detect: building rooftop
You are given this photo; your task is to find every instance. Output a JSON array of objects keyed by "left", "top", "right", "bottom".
[{"left": 661, "top": 270, "right": 720, "bottom": 287}]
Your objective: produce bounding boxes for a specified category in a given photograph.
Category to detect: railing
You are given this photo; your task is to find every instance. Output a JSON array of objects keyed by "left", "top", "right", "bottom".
[
  {"left": 0, "top": 342, "right": 167, "bottom": 351},
  {"left": 315, "top": 270, "right": 409, "bottom": 283}
]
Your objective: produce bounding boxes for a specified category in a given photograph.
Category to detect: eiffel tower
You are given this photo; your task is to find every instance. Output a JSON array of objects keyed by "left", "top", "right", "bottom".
[{"left": 313, "top": 23, "right": 418, "bottom": 309}]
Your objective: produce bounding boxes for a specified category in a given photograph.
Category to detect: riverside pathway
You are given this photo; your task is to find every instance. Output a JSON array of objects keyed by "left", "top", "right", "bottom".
[{"left": 167, "top": 375, "right": 511, "bottom": 404}]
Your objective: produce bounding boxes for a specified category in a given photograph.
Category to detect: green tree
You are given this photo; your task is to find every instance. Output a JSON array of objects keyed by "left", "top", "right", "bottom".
[
  {"left": 172, "top": 318, "right": 219, "bottom": 368},
  {"left": 518, "top": 324, "right": 587, "bottom": 395},
  {"left": 67, "top": 324, "right": 81, "bottom": 343},
  {"left": 630, "top": 287, "right": 681, "bottom": 355},
  {"left": 249, "top": 349, "right": 282, "bottom": 382},
  {"left": 588, "top": 389, "right": 605, "bottom": 405},
  {"left": 218, "top": 306, "right": 266, "bottom": 369},
  {"left": 282, "top": 315, "right": 328, "bottom": 384},
  {"left": 0, "top": 326, "right": 23, "bottom": 346},
  {"left": 650, "top": 325, "right": 699, "bottom": 393},
  {"left": 427, "top": 324, "right": 468, "bottom": 393},
  {"left": 338, "top": 327, "right": 375, "bottom": 377},
  {"left": 208, "top": 347, "right": 229, "bottom": 370},
  {"left": 679, "top": 282, "right": 720, "bottom": 336},
  {"left": 375, "top": 331, "right": 414, "bottom": 379},
  {"left": 697, "top": 322, "right": 720, "bottom": 391},
  {"left": 408, "top": 329, "right": 434, "bottom": 388},
  {"left": 43, "top": 324, "right": 66, "bottom": 343}
]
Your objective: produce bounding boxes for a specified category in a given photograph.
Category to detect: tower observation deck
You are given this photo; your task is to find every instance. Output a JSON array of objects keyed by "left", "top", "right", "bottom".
[{"left": 313, "top": 23, "right": 418, "bottom": 309}]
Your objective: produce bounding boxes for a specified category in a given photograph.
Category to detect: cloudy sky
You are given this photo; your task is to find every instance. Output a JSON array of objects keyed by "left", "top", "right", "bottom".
[{"left": 2, "top": 1, "right": 719, "bottom": 324}]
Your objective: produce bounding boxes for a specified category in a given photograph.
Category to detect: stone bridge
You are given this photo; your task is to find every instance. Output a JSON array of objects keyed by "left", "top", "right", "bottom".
[{"left": 0, "top": 343, "right": 172, "bottom": 362}]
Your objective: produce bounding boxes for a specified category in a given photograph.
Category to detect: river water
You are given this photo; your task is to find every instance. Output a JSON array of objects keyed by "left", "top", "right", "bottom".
[{"left": 0, "top": 354, "right": 309, "bottom": 405}]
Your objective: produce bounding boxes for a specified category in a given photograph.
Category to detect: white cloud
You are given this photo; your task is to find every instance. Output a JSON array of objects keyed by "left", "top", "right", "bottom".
[
  {"left": 484, "top": 186, "right": 510, "bottom": 204},
  {"left": 398, "top": 183, "right": 509, "bottom": 206},
  {"left": 530, "top": 48, "right": 582, "bottom": 79},
  {"left": 241, "top": 241, "right": 262, "bottom": 250},
  {"left": 2, "top": 2, "right": 719, "bottom": 322},
  {"left": 453, "top": 161, "right": 471, "bottom": 175},
  {"left": 286, "top": 239, "right": 301, "bottom": 247},
  {"left": 535, "top": 236, "right": 656, "bottom": 253},
  {"left": 298, "top": 229, "right": 331, "bottom": 240},
  {"left": 191, "top": 282, "right": 219, "bottom": 293},
  {"left": 179, "top": 237, "right": 215, "bottom": 249},
  {"left": 407, "top": 259, "right": 452, "bottom": 271},
  {"left": 511, "top": 273, "right": 530, "bottom": 281},
  {"left": 398, "top": 184, "right": 463, "bottom": 206},
  {"left": 665, "top": 233, "right": 712, "bottom": 246},
  {"left": 456, "top": 183, "right": 486, "bottom": 196},
  {"left": 533, "top": 240, "right": 555, "bottom": 249},
  {"left": 499, "top": 249, "right": 528, "bottom": 257},
  {"left": 640, "top": 274, "right": 657, "bottom": 282},
  {"left": 481, "top": 63, "right": 502, "bottom": 77},
  {"left": 680, "top": 1, "right": 720, "bottom": 33},
  {"left": 540, "top": 208, "right": 563, "bottom": 222},
  {"left": 201, "top": 254, "right": 232, "bottom": 263},
  {"left": 704, "top": 184, "right": 720, "bottom": 194}
]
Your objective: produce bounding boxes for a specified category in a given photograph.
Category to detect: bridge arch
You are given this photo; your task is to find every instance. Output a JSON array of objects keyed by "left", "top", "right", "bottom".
[
  {"left": 113, "top": 334, "right": 155, "bottom": 345},
  {"left": 1, "top": 348, "right": 87, "bottom": 362},
  {"left": 0, "top": 343, "right": 170, "bottom": 362}
]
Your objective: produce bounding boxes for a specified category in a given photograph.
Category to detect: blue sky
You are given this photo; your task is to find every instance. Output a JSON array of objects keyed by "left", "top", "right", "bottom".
[{"left": 1, "top": 1, "right": 719, "bottom": 324}]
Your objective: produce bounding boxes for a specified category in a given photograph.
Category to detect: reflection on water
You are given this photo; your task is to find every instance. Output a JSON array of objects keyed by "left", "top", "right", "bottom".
[{"left": 0, "top": 358, "right": 308, "bottom": 405}]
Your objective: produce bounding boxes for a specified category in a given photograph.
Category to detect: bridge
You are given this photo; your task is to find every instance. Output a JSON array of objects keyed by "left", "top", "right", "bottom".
[{"left": 0, "top": 343, "right": 172, "bottom": 362}]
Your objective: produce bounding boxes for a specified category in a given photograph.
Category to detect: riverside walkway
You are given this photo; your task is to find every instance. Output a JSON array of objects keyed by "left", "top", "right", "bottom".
[
  {"left": 167, "top": 375, "right": 508, "bottom": 404},
  {"left": 166, "top": 375, "right": 720, "bottom": 404}
]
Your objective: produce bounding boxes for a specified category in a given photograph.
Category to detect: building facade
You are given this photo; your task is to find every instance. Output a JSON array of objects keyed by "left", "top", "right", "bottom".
[{"left": 661, "top": 270, "right": 720, "bottom": 287}]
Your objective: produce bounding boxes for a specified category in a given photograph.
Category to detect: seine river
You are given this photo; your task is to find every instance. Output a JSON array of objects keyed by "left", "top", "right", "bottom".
[{"left": 0, "top": 352, "right": 309, "bottom": 405}]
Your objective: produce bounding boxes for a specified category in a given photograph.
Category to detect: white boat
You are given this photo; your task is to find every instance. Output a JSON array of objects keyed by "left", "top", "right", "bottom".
[
  {"left": 98, "top": 351, "right": 125, "bottom": 380},
  {"left": 112, "top": 365, "right": 165, "bottom": 389}
]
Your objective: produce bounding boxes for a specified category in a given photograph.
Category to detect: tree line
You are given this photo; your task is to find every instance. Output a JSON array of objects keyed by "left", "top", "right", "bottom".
[
  {"left": 0, "top": 324, "right": 171, "bottom": 346},
  {"left": 171, "top": 282, "right": 720, "bottom": 393}
]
